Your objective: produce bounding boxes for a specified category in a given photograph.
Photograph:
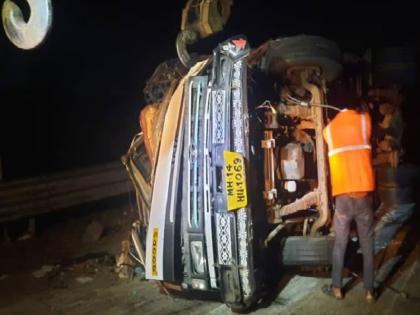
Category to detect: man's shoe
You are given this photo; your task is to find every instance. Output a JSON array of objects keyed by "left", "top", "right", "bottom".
[
  {"left": 366, "top": 290, "right": 376, "bottom": 304},
  {"left": 322, "top": 284, "right": 343, "bottom": 300}
]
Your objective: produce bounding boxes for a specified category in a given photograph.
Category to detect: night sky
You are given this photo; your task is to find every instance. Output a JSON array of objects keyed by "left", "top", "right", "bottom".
[{"left": 0, "top": 1, "right": 418, "bottom": 179}]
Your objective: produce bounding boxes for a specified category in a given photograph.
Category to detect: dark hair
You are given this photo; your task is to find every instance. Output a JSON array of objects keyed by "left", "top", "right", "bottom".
[{"left": 328, "top": 87, "right": 363, "bottom": 111}]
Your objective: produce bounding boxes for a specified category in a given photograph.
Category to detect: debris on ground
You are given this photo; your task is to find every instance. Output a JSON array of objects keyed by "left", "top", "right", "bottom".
[
  {"left": 117, "top": 265, "right": 134, "bottom": 279},
  {"left": 64, "top": 252, "right": 115, "bottom": 275},
  {"left": 50, "top": 271, "right": 70, "bottom": 289},
  {"left": 75, "top": 276, "right": 94, "bottom": 284},
  {"left": 82, "top": 220, "right": 104, "bottom": 243},
  {"left": 134, "top": 266, "right": 145, "bottom": 280},
  {"left": 16, "top": 233, "right": 32, "bottom": 241},
  {"left": 32, "top": 265, "right": 57, "bottom": 278},
  {"left": 70, "top": 258, "right": 100, "bottom": 274},
  {"left": 115, "top": 240, "right": 134, "bottom": 279}
]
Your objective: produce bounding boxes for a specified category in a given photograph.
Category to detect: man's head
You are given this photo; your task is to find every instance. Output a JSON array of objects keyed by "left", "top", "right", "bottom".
[{"left": 328, "top": 87, "right": 365, "bottom": 112}]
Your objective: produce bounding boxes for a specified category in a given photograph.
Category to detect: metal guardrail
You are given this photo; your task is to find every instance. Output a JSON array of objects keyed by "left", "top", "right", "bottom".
[{"left": 0, "top": 161, "right": 133, "bottom": 223}]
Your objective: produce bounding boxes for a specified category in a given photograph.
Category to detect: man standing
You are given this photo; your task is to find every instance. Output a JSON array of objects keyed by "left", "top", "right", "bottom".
[{"left": 322, "top": 99, "right": 376, "bottom": 303}]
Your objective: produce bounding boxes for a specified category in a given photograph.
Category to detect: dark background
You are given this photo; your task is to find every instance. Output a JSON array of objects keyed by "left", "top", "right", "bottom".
[{"left": 0, "top": 0, "right": 418, "bottom": 179}]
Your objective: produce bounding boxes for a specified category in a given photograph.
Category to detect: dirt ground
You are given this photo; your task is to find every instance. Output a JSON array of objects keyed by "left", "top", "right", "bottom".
[{"left": 1, "top": 203, "right": 420, "bottom": 315}]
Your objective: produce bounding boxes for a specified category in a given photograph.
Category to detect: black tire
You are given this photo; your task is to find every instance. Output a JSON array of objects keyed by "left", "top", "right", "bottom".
[
  {"left": 280, "top": 236, "right": 335, "bottom": 266},
  {"left": 228, "top": 301, "right": 256, "bottom": 314},
  {"left": 264, "top": 35, "right": 343, "bottom": 81}
]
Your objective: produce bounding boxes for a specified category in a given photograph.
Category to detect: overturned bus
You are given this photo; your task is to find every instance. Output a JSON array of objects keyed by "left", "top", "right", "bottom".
[{"left": 122, "top": 35, "right": 416, "bottom": 311}]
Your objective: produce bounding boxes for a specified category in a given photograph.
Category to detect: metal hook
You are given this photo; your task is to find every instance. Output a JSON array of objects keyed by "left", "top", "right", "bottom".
[{"left": 2, "top": 0, "right": 52, "bottom": 49}]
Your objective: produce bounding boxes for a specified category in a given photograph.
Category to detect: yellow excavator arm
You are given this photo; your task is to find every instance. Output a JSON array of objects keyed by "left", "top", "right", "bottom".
[{"left": 176, "top": 0, "right": 233, "bottom": 67}]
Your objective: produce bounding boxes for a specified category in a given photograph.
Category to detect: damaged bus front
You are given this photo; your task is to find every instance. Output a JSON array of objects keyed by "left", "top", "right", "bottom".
[{"left": 123, "top": 35, "right": 348, "bottom": 310}]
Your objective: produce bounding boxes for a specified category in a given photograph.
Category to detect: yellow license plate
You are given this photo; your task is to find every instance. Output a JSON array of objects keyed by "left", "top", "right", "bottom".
[{"left": 224, "top": 151, "right": 248, "bottom": 211}]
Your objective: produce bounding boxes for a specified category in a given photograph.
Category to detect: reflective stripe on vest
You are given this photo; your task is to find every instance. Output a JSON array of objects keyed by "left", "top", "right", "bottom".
[
  {"left": 326, "top": 111, "right": 371, "bottom": 157},
  {"left": 328, "top": 144, "right": 371, "bottom": 157},
  {"left": 361, "top": 113, "right": 367, "bottom": 145}
]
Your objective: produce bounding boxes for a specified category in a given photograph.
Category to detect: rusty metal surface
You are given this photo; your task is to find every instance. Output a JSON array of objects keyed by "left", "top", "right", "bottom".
[
  {"left": 269, "top": 190, "right": 320, "bottom": 224},
  {"left": 262, "top": 68, "right": 330, "bottom": 232},
  {"left": 277, "top": 104, "right": 313, "bottom": 119},
  {"left": 262, "top": 130, "right": 277, "bottom": 205},
  {"left": 298, "top": 69, "right": 330, "bottom": 235}
]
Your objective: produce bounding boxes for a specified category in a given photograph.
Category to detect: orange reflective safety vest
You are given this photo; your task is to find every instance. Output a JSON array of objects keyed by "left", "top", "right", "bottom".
[{"left": 323, "top": 109, "right": 375, "bottom": 196}]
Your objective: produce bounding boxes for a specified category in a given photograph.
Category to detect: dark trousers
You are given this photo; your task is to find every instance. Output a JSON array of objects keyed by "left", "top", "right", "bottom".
[{"left": 332, "top": 194, "right": 374, "bottom": 291}]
